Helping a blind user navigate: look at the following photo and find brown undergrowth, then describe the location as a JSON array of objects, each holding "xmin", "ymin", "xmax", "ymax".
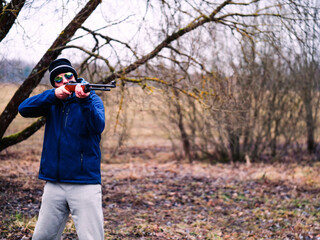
[{"xmin": 1, "ymin": 149, "xmax": 320, "ymax": 239}]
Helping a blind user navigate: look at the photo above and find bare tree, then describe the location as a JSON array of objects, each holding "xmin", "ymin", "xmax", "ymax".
[
  {"xmin": 146, "ymin": 0, "xmax": 319, "ymax": 163},
  {"xmin": 1, "ymin": 0, "xmax": 318, "ymax": 157},
  {"xmin": 286, "ymin": 1, "xmax": 320, "ymax": 153}
]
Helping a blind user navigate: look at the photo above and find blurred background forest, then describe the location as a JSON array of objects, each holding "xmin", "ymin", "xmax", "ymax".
[{"xmin": 1, "ymin": 0, "xmax": 320, "ymax": 164}]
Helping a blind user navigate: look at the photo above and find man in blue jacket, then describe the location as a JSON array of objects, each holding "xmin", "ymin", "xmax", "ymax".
[{"xmin": 19, "ymin": 58, "xmax": 105, "ymax": 240}]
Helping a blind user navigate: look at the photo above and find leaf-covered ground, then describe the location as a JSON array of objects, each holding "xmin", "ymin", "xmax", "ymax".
[{"xmin": 1, "ymin": 153, "xmax": 320, "ymax": 239}]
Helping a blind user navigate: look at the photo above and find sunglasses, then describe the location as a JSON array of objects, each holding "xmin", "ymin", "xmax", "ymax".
[{"xmin": 54, "ymin": 72, "xmax": 74, "ymax": 83}]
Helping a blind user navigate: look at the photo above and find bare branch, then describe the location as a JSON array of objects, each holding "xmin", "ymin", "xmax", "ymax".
[
  {"xmin": 102, "ymin": 0, "xmax": 233, "ymax": 83},
  {"xmin": 81, "ymin": 26, "xmax": 139, "ymax": 59},
  {"xmin": 0, "ymin": 117, "xmax": 46, "ymax": 151},
  {"xmin": 54, "ymin": 44, "xmax": 115, "ymax": 73}
]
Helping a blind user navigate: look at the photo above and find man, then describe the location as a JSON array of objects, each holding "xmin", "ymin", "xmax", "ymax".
[{"xmin": 18, "ymin": 58, "xmax": 105, "ymax": 240}]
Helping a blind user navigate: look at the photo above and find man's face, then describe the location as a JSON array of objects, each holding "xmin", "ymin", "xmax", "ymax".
[{"xmin": 54, "ymin": 72, "xmax": 75, "ymax": 88}]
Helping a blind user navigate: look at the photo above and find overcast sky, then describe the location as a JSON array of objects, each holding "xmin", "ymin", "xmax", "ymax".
[{"xmin": 0, "ymin": 0, "xmax": 149, "ymax": 63}]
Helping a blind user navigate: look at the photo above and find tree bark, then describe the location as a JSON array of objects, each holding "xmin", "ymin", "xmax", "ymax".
[
  {"xmin": 304, "ymin": 95, "xmax": 315, "ymax": 153},
  {"xmin": 174, "ymin": 90, "xmax": 191, "ymax": 163},
  {"xmin": 0, "ymin": 0, "xmax": 25, "ymax": 42},
  {"xmin": 0, "ymin": 117, "xmax": 46, "ymax": 151}
]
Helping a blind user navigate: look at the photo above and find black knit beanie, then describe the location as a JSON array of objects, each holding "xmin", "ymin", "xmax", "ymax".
[{"xmin": 49, "ymin": 58, "xmax": 78, "ymax": 87}]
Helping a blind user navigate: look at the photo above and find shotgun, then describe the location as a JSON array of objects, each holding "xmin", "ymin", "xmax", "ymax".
[{"xmin": 65, "ymin": 79, "xmax": 116, "ymax": 93}]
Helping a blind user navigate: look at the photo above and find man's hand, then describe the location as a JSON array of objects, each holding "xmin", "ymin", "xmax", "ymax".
[
  {"xmin": 55, "ymin": 85, "xmax": 71, "ymax": 100},
  {"xmin": 75, "ymin": 84, "xmax": 90, "ymax": 99}
]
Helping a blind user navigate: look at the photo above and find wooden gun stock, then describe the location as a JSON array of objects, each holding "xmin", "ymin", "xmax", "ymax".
[{"xmin": 65, "ymin": 84, "xmax": 84, "ymax": 92}]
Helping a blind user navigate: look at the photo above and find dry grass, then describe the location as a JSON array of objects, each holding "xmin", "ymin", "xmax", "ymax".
[
  {"xmin": 0, "ymin": 83, "xmax": 171, "ymax": 162},
  {"xmin": 1, "ymin": 156, "xmax": 320, "ymax": 239},
  {"xmin": 101, "ymin": 160, "xmax": 320, "ymax": 189}
]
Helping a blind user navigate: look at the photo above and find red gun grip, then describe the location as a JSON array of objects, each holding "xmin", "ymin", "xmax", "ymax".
[{"xmin": 64, "ymin": 84, "xmax": 85, "ymax": 92}]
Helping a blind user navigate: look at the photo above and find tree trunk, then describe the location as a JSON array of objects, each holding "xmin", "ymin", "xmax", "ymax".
[
  {"xmin": 227, "ymin": 129, "xmax": 241, "ymax": 162},
  {"xmin": 304, "ymin": 96, "xmax": 315, "ymax": 153},
  {"xmin": 0, "ymin": 0, "xmax": 25, "ymax": 42},
  {"xmin": 174, "ymin": 90, "xmax": 191, "ymax": 163}
]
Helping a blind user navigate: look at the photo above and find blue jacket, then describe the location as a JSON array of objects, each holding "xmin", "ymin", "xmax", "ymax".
[{"xmin": 18, "ymin": 89, "xmax": 105, "ymax": 184}]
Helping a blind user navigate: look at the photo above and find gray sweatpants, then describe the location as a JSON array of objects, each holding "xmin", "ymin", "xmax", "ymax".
[{"xmin": 32, "ymin": 182, "xmax": 104, "ymax": 240}]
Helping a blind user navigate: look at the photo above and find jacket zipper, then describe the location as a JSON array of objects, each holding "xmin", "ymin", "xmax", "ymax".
[
  {"xmin": 64, "ymin": 107, "xmax": 70, "ymax": 128},
  {"xmin": 80, "ymin": 152, "xmax": 84, "ymax": 171}
]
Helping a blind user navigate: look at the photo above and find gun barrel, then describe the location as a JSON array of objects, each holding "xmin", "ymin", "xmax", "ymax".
[
  {"xmin": 65, "ymin": 81, "xmax": 116, "ymax": 93},
  {"xmin": 88, "ymin": 84, "xmax": 116, "ymax": 88},
  {"xmin": 89, "ymin": 87, "xmax": 111, "ymax": 91}
]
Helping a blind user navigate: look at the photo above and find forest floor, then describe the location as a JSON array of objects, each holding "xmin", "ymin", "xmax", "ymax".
[{"xmin": 1, "ymin": 149, "xmax": 320, "ymax": 240}]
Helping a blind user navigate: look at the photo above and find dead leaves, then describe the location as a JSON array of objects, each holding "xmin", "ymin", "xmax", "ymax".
[
  {"xmin": 101, "ymin": 165, "xmax": 320, "ymax": 239},
  {"xmin": 1, "ymin": 160, "xmax": 320, "ymax": 239}
]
